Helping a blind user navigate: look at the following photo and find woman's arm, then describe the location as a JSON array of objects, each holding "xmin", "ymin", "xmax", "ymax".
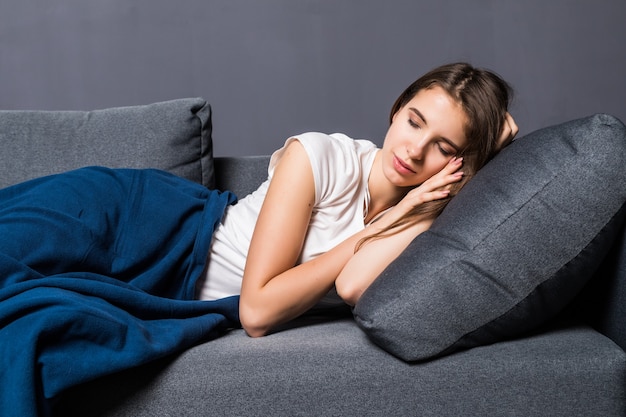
[
  {"xmin": 240, "ymin": 139, "xmax": 370, "ymax": 337},
  {"xmin": 335, "ymin": 217, "xmax": 432, "ymax": 306}
]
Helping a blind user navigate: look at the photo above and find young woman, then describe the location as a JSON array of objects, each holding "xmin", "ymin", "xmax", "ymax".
[{"xmin": 196, "ymin": 62, "xmax": 518, "ymax": 336}]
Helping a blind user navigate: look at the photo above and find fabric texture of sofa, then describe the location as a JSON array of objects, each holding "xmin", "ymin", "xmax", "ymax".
[{"xmin": 0, "ymin": 98, "xmax": 624, "ymax": 416}]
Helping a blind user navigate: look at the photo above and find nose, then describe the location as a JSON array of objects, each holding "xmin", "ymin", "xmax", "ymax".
[{"xmin": 407, "ymin": 141, "xmax": 426, "ymax": 160}]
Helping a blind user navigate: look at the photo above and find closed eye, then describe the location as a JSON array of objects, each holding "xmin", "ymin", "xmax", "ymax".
[
  {"xmin": 408, "ymin": 118, "xmax": 421, "ymax": 129},
  {"xmin": 437, "ymin": 143, "xmax": 455, "ymax": 157}
]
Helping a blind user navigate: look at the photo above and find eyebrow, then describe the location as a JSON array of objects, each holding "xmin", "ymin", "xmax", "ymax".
[{"xmin": 409, "ymin": 107, "xmax": 462, "ymax": 152}]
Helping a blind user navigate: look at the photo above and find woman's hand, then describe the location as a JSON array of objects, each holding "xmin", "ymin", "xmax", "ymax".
[
  {"xmin": 496, "ymin": 112, "xmax": 519, "ymax": 151},
  {"xmin": 381, "ymin": 157, "xmax": 464, "ymax": 226}
]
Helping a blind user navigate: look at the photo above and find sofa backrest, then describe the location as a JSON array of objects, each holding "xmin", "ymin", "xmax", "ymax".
[{"xmin": 214, "ymin": 156, "xmax": 270, "ymax": 198}]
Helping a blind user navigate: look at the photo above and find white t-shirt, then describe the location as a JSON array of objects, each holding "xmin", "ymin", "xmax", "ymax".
[{"xmin": 197, "ymin": 132, "xmax": 379, "ymax": 301}]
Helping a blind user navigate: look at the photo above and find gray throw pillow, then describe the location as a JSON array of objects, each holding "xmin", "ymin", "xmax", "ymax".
[
  {"xmin": 0, "ymin": 98, "xmax": 214, "ymax": 188},
  {"xmin": 354, "ymin": 114, "xmax": 626, "ymax": 362}
]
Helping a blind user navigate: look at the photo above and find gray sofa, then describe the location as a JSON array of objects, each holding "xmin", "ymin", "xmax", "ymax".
[{"xmin": 1, "ymin": 98, "xmax": 624, "ymax": 416}]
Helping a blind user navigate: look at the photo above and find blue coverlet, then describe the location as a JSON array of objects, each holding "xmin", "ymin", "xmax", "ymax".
[{"xmin": 0, "ymin": 167, "xmax": 240, "ymax": 417}]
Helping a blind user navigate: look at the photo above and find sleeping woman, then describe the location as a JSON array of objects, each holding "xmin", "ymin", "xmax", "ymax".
[{"xmin": 199, "ymin": 61, "xmax": 517, "ymax": 335}]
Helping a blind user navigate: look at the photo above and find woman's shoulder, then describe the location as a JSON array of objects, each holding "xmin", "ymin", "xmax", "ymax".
[
  {"xmin": 268, "ymin": 132, "xmax": 377, "ymax": 203},
  {"xmin": 270, "ymin": 133, "xmax": 376, "ymax": 175}
]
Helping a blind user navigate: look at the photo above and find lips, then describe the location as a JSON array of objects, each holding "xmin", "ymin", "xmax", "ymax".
[{"xmin": 393, "ymin": 155, "xmax": 416, "ymax": 175}]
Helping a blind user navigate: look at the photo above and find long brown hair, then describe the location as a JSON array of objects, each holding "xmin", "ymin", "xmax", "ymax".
[{"xmin": 359, "ymin": 62, "xmax": 513, "ymax": 248}]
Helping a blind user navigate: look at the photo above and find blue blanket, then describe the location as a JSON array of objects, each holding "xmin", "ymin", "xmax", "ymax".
[{"xmin": 0, "ymin": 168, "xmax": 240, "ymax": 417}]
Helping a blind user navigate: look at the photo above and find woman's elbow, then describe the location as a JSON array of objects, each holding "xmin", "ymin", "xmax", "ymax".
[
  {"xmin": 335, "ymin": 280, "xmax": 363, "ymax": 307},
  {"xmin": 239, "ymin": 303, "xmax": 272, "ymax": 338}
]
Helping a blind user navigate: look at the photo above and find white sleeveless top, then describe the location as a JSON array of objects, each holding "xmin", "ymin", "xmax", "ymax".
[{"xmin": 197, "ymin": 132, "xmax": 379, "ymax": 301}]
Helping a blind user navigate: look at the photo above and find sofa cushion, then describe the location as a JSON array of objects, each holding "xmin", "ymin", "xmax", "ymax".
[
  {"xmin": 354, "ymin": 114, "xmax": 626, "ymax": 362},
  {"xmin": 0, "ymin": 98, "xmax": 214, "ymax": 188},
  {"xmin": 56, "ymin": 319, "xmax": 626, "ymax": 417}
]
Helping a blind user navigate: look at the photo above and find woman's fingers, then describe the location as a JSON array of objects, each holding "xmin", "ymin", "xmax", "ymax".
[
  {"xmin": 424, "ymin": 157, "xmax": 464, "ymax": 189},
  {"xmin": 402, "ymin": 158, "xmax": 464, "ymax": 204},
  {"xmin": 497, "ymin": 112, "xmax": 519, "ymax": 150},
  {"xmin": 507, "ymin": 112, "xmax": 519, "ymax": 138},
  {"xmin": 390, "ymin": 157, "xmax": 465, "ymax": 220}
]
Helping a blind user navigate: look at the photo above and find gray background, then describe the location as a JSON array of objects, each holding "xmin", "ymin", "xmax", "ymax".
[{"xmin": 1, "ymin": 0, "xmax": 624, "ymax": 156}]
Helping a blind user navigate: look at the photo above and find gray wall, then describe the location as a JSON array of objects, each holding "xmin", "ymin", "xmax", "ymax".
[{"xmin": 1, "ymin": 0, "xmax": 624, "ymax": 156}]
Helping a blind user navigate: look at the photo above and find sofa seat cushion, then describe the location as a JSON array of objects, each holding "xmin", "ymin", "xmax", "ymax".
[
  {"xmin": 354, "ymin": 114, "xmax": 626, "ymax": 361},
  {"xmin": 56, "ymin": 318, "xmax": 626, "ymax": 417},
  {"xmin": 0, "ymin": 98, "xmax": 214, "ymax": 188}
]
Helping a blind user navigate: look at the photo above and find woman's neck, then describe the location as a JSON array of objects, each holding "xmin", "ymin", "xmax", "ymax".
[{"xmin": 365, "ymin": 151, "xmax": 408, "ymax": 223}]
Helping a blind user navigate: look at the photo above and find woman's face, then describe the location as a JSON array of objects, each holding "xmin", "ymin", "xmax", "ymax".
[{"xmin": 381, "ymin": 86, "xmax": 468, "ymax": 188}]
